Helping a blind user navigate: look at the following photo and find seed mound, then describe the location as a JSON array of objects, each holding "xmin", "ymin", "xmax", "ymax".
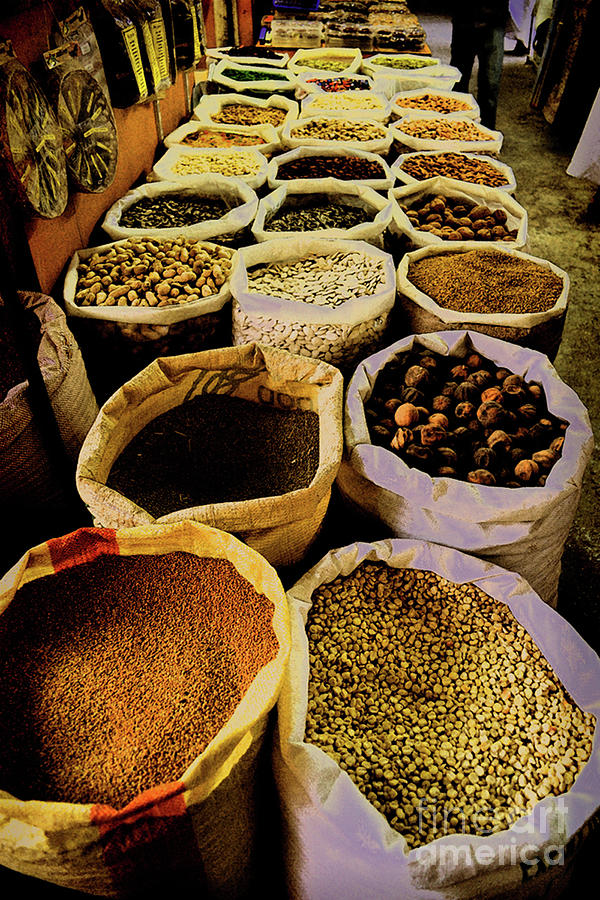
[
  {"xmin": 0, "ymin": 552, "xmax": 278, "ymax": 807},
  {"xmin": 397, "ymin": 118, "xmax": 494, "ymax": 141},
  {"xmin": 291, "ymin": 118, "xmax": 387, "ymax": 142},
  {"xmin": 305, "ymin": 563, "xmax": 595, "ymax": 849},
  {"xmin": 119, "ymin": 196, "xmax": 229, "ymax": 230},
  {"xmin": 277, "ymin": 155, "xmax": 385, "ymax": 181},
  {"xmin": 211, "ymin": 104, "xmax": 287, "ymax": 127},
  {"xmin": 396, "ymin": 93, "xmax": 473, "ymax": 113},
  {"xmin": 172, "ymin": 150, "xmax": 261, "ymax": 178},
  {"xmin": 267, "ymin": 199, "xmax": 370, "ymax": 232},
  {"xmin": 107, "ymin": 394, "xmax": 320, "ymax": 516}
]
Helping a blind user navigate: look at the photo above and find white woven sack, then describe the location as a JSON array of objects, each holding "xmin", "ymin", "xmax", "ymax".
[
  {"xmin": 267, "ymin": 147, "xmax": 395, "ymax": 192},
  {"xmin": 64, "ymin": 239, "xmax": 233, "ymax": 329},
  {"xmin": 163, "ymin": 120, "xmax": 281, "ymax": 155},
  {"xmin": 101, "ymin": 176, "xmax": 258, "ymax": 243},
  {"xmin": 152, "ymin": 146, "xmax": 268, "ymax": 190},
  {"xmin": 337, "ymin": 330, "xmax": 593, "ymax": 607},
  {"xmin": 300, "ymin": 91, "xmax": 392, "ymax": 122},
  {"xmin": 390, "ymin": 88, "xmax": 480, "ymax": 121},
  {"xmin": 392, "ymin": 111, "xmax": 503, "ymax": 154},
  {"xmin": 295, "ymin": 72, "xmax": 375, "ymax": 100},
  {"xmin": 362, "ymin": 57, "xmax": 461, "ymax": 94},
  {"xmin": 192, "ymin": 93, "xmax": 299, "ymax": 136},
  {"xmin": 210, "ymin": 58, "xmax": 297, "ymax": 94},
  {"xmin": 205, "ymin": 46, "xmax": 289, "ymax": 67},
  {"xmin": 391, "ymin": 150, "xmax": 517, "ymax": 194},
  {"xmin": 229, "ymin": 238, "xmax": 396, "ymax": 369},
  {"xmin": 288, "ymin": 47, "xmax": 362, "ymax": 77},
  {"xmin": 282, "ymin": 116, "xmax": 393, "ymax": 155},
  {"xmin": 361, "ymin": 52, "xmax": 442, "ymax": 76},
  {"xmin": 252, "ymin": 184, "xmax": 394, "ymax": 246},
  {"xmin": 275, "ymin": 536, "xmax": 600, "ymax": 899},
  {"xmin": 389, "ymin": 176, "xmax": 527, "ymax": 250}
]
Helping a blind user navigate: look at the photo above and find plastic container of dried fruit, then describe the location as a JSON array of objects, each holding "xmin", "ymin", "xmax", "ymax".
[
  {"xmin": 391, "ymin": 149, "xmax": 517, "ymax": 194},
  {"xmin": 270, "ymin": 19, "xmax": 324, "ymax": 48}
]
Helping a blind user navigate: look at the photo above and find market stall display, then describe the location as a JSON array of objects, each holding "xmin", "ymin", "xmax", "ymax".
[{"xmin": 267, "ymin": 146, "xmax": 395, "ymax": 190}]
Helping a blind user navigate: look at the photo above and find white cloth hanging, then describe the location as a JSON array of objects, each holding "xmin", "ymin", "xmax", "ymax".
[{"xmin": 567, "ymin": 87, "xmax": 600, "ymax": 185}]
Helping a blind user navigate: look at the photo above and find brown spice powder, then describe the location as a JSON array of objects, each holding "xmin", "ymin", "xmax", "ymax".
[
  {"xmin": 407, "ymin": 249, "xmax": 563, "ymax": 315},
  {"xmin": 0, "ymin": 552, "xmax": 278, "ymax": 808}
]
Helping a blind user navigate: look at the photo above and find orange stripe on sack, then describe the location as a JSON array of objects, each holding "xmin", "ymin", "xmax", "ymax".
[
  {"xmin": 90, "ymin": 782, "xmax": 206, "ymax": 893},
  {"xmin": 47, "ymin": 527, "xmax": 119, "ymax": 572}
]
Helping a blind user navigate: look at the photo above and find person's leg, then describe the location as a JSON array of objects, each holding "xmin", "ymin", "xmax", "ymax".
[
  {"xmin": 476, "ymin": 24, "xmax": 505, "ymax": 129},
  {"xmin": 450, "ymin": 20, "xmax": 477, "ymax": 94}
]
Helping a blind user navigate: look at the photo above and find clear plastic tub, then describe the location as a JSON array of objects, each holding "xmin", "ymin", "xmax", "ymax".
[{"xmin": 270, "ymin": 19, "xmax": 324, "ymax": 48}]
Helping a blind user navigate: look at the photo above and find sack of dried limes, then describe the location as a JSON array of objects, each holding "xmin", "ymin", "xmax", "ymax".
[{"xmin": 274, "ymin": 537, "xmax": 600, "ymax": 900}]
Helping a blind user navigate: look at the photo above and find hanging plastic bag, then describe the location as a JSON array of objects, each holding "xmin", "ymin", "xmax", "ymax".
[
  {"xmin": 169, "ymin": 0, "xmax": 204, "ymax": 70},
  {"xmin": 130, "ymin": 0, "xmax": 172, "ymax": 95},
  {"xmin": 51, "ymin": 4, "xmax": 111, "ymax": 100},
  {"xmin": 87, "ymin": 0, "xmax": 149, "ymax": 107}
]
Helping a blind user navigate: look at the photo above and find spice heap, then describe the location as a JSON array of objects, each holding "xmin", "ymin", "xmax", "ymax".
[
  {"xmin": 396, "ymin": 118, "xmax": 494, "ymax": 141},
  {"xmin": 210, "ymin": 103, "xmax": 287, "ymax": 127},
  {"xmin": 371, "ymin": 55, "xmax": 438, "ymax": 69},
  {"xmin": 181, "ymin": 128, "xmax": 267, "ymax": 148},
  {"xmin": 220, "ymin": 67, "xmax": 290, "ymax": 83},
  {"xmin": 74, "ymin": 239, "xmax": 233, "ymax": 307},
  {"xmin": 395, "ymin": 93, "xmax": 473, "ymax": 114},
  {"xmin": 305, "ymin": 562, "xmax": 595, "ymax": 849},
  {"xmin": 172, "ymin": 150, "xmax": 261, "ymax": 178},
  {"xmin": 266, "ymin": 199, "xmax": 371, "ymax": 232},
  {"xmin": 247, "ymin": 251, "xmax": 387, "ymax": 306},
  {"xmin": 399, "ymin": 152, "xmax": 510, "ymax": 187},
  {"xmin": 0, "ymin": 551, "xmax": 278, "ymax": 806},
  {"xmin": 119, "ymin": 196, "xmax": 229, "ymax": 230},
  {"xmin": 305, "ymin": 93, "xmax": 387, "ymax": 113},
  {"xmin": 107, "ymin": 394, "xmax": 320, "ymax": 515},
  {"xmin": 365, "ymin": 345, "xmax": 567, "ymax": 487},
  {"xmin": 407, "ymin": 248, "xmax": 563, "ymax": 315},
  {"xmin": 297, "ymin": 57, "xmax": 357, "ymax": 72},
  {"xmin": 399, "ymin": 195, "xmax": 517, "ymax": 242},
  {"xmin": 306, "ymin": 77, "xmax": 371, "ymax": 92},
  {"xmin": 276, "ymin": 155, "xmax": 386, "ymax": 181},
  {"xmin": 291, "ymin": 118, "xmax": 387, "ymax": 142}
]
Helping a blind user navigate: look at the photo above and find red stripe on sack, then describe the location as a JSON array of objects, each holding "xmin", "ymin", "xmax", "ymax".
[
  {"xmin": 91, "ymin": 782, "xmax": 206, "ymax": 894},
  {"xmin": 47, "ymin": 528, "xmax": 119, "ymax": 573}
]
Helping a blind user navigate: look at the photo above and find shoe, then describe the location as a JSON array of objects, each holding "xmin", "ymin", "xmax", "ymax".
[{"xmin": 506, "ymin": 40, "xmax": 528, "ymax": 56}]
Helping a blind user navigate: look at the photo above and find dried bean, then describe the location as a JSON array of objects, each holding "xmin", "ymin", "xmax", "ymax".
[
  {"xmin": 371, "ymin": 55, "xmax": 437, "ymax": 69},
  {"xmin": 291, "ymin": 118, "xmax": 387, "ymax": 142},
  {"xmin": 305, "ymin": 93, "xmax": 387, "ymax": 113},
  {"xmin": 297, "ymin": 57, "xmax": 358, "ymax": 72},
  {"xmin": 266, "ymin": 199, "xmax": 370, "ymax": 232},
  {"xmin": 401, "ymin": 152, "xmax": 509, "ymax": 187},
  {"xmin": 397, "ymin": 118, "xmax": 494, "ymax": 141},
  {"xmin": 276, "ymin": 155, "xmax": 386, "ymax": 181},
  {"xmin": 396, "ymin": 93, "xmax": 474, "ymax": 114},
  {"xmin": 172, "ymin": 150, "xmax": 261, "ymax": 178},
  {"xmin": 399, "ymin": 194, "xmax": 516, "ymax": 242},
  {"xmin": 120, "ymin": 196, "xmax": 229, "ymax": 229},
  {"xmin": 211, "ymin": 104, "xmax": 287, "ymax": 127}
]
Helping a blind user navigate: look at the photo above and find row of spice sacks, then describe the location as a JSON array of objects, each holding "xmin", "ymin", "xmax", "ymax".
[{"xmin": 2, "ymin": 45, "xmax": 598, "ymax": 899}]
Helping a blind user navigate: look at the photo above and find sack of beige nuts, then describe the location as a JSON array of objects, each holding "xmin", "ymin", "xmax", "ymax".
[
  {"xmin": 274, "ymin": 537, "xmax": 600, "ymax": 899},
  {"xmin": 337, "ymin": 331, "xmax": 593, "ymax": 607}
]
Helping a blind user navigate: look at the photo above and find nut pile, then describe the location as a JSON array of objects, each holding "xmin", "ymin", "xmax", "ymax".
[
  {"xmin": 0, "ymin": 552, "xmax": 278, "ymax": 806},
  {"xmin": 305, "ymin": 93, "xmax": 387, "ymax": 113},
  {"xmin": 220, "ymin": 67, "xmax": 290, "ymax": 82},
  {"xmin": 266, "ymin": 199, "xmax": 371, "ymax": 232},
  {"xmin": 371, "ymin": 55, "xmax": 437, "ymax": 69},
  {"xmin": 74, "ymin": 238, "xmax": 234, "ymax": 307},
  {"xmin": 399, "ymin": 195, "xmax": 517, "ymax": 242},
  {"xmin": 396, "ymin": 118, "xmax": 494, "ymax": 141},
  {"xmin": 395, "ymin": 93, "xmax": 473, "ymax": 113},
  {"xmin": 276, "ymin": 154, "xmax": 386, "ymax": 181},
  {"xmin": 407, "ymin": 249, "xmax": 563, "ymax": 315},
  {"xmin": 297, "ymin": 57, "xmax": 357, "ymax": 72},
  {"xmin": 306, "ymin": 76, "xmax": 371, "ymax": 91},
  {"xmin": 400, "ymin": 152, "xmax": 510, "ymax": 187},
  {"xmin": 181, "ymin": 128, "xmax": 267, "ymax": 148},
  {"xmin": 365, "ymin": 345, "xmax": 567, "ymax": 487},
  {"xmin": 291, "ymin": 118, "xmax": 388, "ymax": 142},
  {"xmin": 119, "ymin": 196, "xmax": 229, "ymax": 230},
  {"xmin": 305, "ymin": 562, "xmax": 595, "ymax": 849},
  {"xmin": 210, "ymin": 103, "xmax": 287, "ymax": 127},
  {"xmin": 172, "ymin": 150, "xmax": 262, "ymax": 178}
]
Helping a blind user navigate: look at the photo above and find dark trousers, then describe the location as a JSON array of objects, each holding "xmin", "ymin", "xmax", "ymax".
[{"xmin": 450, "ymin": 21, "xmax": 505, "ymax": 129}]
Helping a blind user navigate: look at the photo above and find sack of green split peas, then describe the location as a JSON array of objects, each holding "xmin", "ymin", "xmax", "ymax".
[
  {"xmin": 274, "ymin": 538, "xmax": 600, "ymax": 900},
  {"xmin": 0, "ymin": 520, "xmax": 290, "ymax": 898},
  {"xmin": 76, "ymin": 342, "xmax": 344, "ymax": 568},
  {"xmin": 337, "ymin": 330, "xmax": 593, "ymax": 607}
]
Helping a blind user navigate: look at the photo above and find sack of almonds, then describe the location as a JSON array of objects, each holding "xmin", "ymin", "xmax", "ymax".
[
  {"xmin": 252, "ymin": 184, "xmax": 394, "ymax": 249},
  {"xmin": 389, "ymin": 176, "xmax": 528, "ymax": 255},
  {"xmin": 390, "ymin": 87, "xmax": 480, "ymax": 121},
  {"xmin": 274, "ymin": 537, "xmax": 599, "ymax": 899},
  {"xmin": 0, "ymin": 520, "xmax": 290, "ymax": 897},
  {"xmin": 337, "ymin": 330, "xmax": 593, "ymax": 606},
  {"xmin": 193, "ymin": 92, "xmax": 299, "ymax": 136},
  {"xmin": 267, "ymin": 146, "xmax": 395, "ymax": 192},
  {"xmin": 229, "ymin": 238, "xmax": 396, "ymax": 372},
  {"xmin": 396, "ymin": 244, "xmax": 568, "ymax": 359},
  {"xmin": 392, "ymin": 110, "xmax": 503, "ymax": 156},
  {"xmin": 102, "ymin": 175, "xmax": 259, "ymax": 244},
  {"xmin": 76, "ymin": 343, "xmax": 343, "ymax": 568},
  {"xmin": 391, "ymin": 149, "xmax": 517, "ymax": 194}
]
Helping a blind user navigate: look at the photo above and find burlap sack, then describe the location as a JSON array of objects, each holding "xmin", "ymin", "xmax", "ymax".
[
  {"xmin": 0, "ymin": 292, "xmax": 98, "ymax": 510},
  {"xmin": 337, "ymin": 331, "xmax": 593, "ymax": 607},
  {"xmin": 274, "ymin": 537, "xmax": 600, "ymax": 899},
  {"xmin": 0, "ymin": 520, "xmax": 290, "ymax": 897},
  {"xmin": 76, "ymin": 343, "xmax": 344, "ymax": 568}
]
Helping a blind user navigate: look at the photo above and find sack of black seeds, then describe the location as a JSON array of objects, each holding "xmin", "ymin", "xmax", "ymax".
[
  {"xmin": 337, "ymin": 330, "xmax": 593, "ymax": 607},
  {"xmin": 0, "ymin": 520, "xmax": 291, "ymax": 898},
  {"xmin": 76, "ymin": 343, "xmax": 344, "ymax": 567},
  {"xmin": 252, "ymin": 184, "xmax": 394, "ymax": 248},
  {"xmin": 102, "ymin": 176, "xmax": 259, "ymax": 243},
  {"xmin": 275, "ymin": 537, "xmax": 600, "ymax": 900}
]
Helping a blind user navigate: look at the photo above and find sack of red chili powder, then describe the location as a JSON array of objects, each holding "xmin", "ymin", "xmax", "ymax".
[
  {"xmin": 0, "ymin": 520, "xmax": 290, "ymax": 897},
  {"xmin": 76, "ymin": 342, "xmax": 344, "ymax": 567},
  {"xmin": 337, "ymin": 330, "xmax": 593, "ymax": 607},
  {"xmin": 274, "ymin": 537, "xmax": 600, "ymax": 899}
]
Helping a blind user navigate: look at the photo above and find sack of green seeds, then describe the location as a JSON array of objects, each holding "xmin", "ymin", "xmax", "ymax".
[{"xmin": 274, "ymin": 537, "xmax": 600, "ymax": 900}]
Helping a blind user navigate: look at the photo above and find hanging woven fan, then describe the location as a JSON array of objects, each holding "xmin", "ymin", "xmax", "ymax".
[
  {"xmin": 0, "ymin": 58, "xmax": 69, "ymax": 219},
  {"xmin": 50, "ymin": 66, "xmax": 118, "ymax": 193}
]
